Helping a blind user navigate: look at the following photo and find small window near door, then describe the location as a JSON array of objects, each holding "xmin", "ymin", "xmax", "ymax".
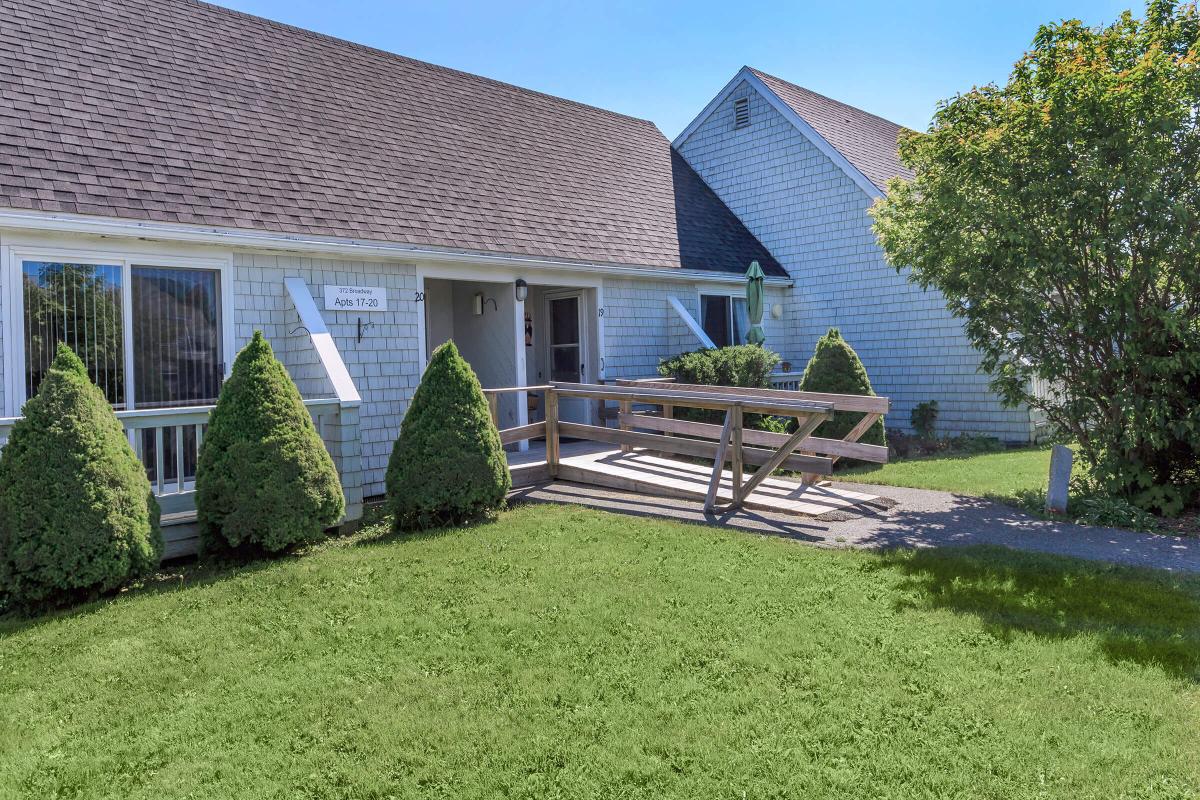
[{"xmin": 700, "ymin": 294, "xmax": 749, "ymax": 348}]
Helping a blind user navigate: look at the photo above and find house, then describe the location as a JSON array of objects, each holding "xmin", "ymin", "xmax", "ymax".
[
  {"xmin": 0, "ymin": 0, "xmax": 793, "ymax": 547},
  {"xmin": 675, "ymin": 67, "xmax": 1041, "ymax": 442},
  {"xmin": 0, "ymin": 0, "xmax": 1037, "ymax": 553}
]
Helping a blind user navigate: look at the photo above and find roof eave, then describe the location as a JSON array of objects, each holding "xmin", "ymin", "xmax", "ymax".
[
  {"xmin": 0, "ymin": 207, "xmax": 794, "ymax": 286},
  {"xmin": 673, "ymin": 66, "xmax": 884, "ymax": 200}
]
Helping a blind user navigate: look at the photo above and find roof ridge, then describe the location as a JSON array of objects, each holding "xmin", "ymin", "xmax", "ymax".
[
  {"xmin": 746, "ymin": 66, "xmax": 911, "ymax": 132},
  {"xmin": 183, "ymin": 0, "xmax": 661, "ymax": 129}
]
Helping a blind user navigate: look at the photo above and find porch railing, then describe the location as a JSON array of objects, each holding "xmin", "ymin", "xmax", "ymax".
[
  {"xmin": 768, "ymin": 372, "xmax": 805, "ymax": 392},
  {"xmin": 0, "ymin": 397, "xmax": 345, "ymax": 499}
]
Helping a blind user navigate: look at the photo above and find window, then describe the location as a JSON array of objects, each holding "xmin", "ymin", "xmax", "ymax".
[
  {"xmin": 21, "ymin": 260, "xmax": 223, "ymax": 410},
  {"xmin": 131, "ymin": 266, "xmax": 223, "ymax": 408},
  {"xmin": 23, "ymin": 261, "xmax": 126, "ymax": 406},
  {"xmin": 700, "ymin": 294, "xmax": 749, "ymax": 348}
]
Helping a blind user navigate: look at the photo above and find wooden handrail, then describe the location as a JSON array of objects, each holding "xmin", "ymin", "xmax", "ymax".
[
  {"xmin": 618, "ymin": 412, "xmax": 888, "ymax": 462},
  {"xmin": 549, "ymin": 382, "xmax": 834, "ymax": 418},
  {"xmin": 615, "ymin": 379, "xmax": 889, "ymax": 415},
  {"xmin": 482, "ymin": 384, "xmax": 552, "ymax": 396}
]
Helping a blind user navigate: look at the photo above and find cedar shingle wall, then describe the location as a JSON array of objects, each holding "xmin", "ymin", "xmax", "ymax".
[
  {"xmin": 601, "ymin": 277, "xmax": 789, "ymax": 380},
  {"xmin": 676, "ymin": 82, "xmax": 1033, "ymax": 440},
  {"xmin": 602, "ymin": 278, "xmax": 702, "ymax": 380},
  {"xmin": 232, "ymin": 253, "xmax": 422, "ymax": 496}
]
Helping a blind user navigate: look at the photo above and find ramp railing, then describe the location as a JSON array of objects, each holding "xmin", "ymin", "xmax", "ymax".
[{"xmin": 486, "ymin": 381, "xmax": 888, "ymax": 512}]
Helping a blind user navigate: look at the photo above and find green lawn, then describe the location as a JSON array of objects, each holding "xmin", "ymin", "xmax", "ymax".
[
  {"xmin": 2, "ymin": 505, "xmax": 1198, "ymax": 798},
  {"xmin": 839, "ymin": 445, "xmax": 1053, "ymax": 500}
]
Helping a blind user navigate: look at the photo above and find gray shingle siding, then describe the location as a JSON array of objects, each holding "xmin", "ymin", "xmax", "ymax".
[
  {"xmin": 676, "ymin": 81, "xmax": 1033, "ymax": 440},
  {"xmin": 231, "ymin": 253, "xmax": 421, "ymax": 497}
]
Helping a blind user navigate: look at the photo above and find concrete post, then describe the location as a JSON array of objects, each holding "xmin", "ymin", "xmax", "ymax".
[{"xmin": 1045, "ymin": 444, "xmax": 1073, "ymax": 514}]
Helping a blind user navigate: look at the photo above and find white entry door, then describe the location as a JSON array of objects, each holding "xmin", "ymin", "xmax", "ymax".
[{"xmin": 544, "ymin": 290, "xmax": 590, "ymax": 423}]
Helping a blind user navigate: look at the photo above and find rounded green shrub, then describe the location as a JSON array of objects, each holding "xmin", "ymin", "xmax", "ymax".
[
  {"xmin": 0, "ymin": 344, "xmax": 162, "ymax": 612},
  {"xmin": 195, "ymin": 331, "xmax": 344, "ymax": 553},
  {"xmin": 658, "ymin": 345, "xmax": 786, "ymax": 431},
  {"xmin": 658, "ymin": 344, "xmax": 780, "ymax": 389},
  {"xmin": 386, "ymin": 340, "xmax": 510, "ymax": 530},
  {"xmin": 797, "ymin": 328, "xmax": 886, "ymax": 447}
]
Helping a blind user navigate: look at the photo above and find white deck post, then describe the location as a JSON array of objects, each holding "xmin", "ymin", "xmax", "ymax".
[{"xmin": 513, "ymin": 282, "xmax": 529, "ymax": 451}]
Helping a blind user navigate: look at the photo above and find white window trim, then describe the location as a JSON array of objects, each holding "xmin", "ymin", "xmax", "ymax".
[
  {"xmin": 2, "ymin": 242, "xmax": 234, "ymax": 416},
  {"xmin": 696, "ymin": 288, "xmax": 759, "ymax": 348}
]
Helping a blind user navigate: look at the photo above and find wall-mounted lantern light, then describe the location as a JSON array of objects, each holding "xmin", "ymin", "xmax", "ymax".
[
  {"xmin": 514, "ymin": 278, "xmax": 529, "ymax": 303},
  {"xmin": 771, "ymin": 303, "xmax": 784, "ymax": 320},
  {"xmin": 473, "ymin": 292, "xmax": 484, "ymax": 316}
]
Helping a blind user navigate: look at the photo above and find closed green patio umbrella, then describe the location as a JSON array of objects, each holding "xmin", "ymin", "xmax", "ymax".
[{"xmin": 745, "ymin": 260, "xmax": 766, "ymax": 345}]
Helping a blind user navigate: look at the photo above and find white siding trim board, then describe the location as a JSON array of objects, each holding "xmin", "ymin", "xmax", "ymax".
[{"xmin": 0, "ymin": 209, "xmax": 792, "ymax": 290}]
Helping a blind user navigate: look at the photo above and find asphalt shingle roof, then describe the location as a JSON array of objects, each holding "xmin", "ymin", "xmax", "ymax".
[
  {"xmin": 749, "ymin": 68, "xmax": 915, "ymax": 192},
  {"xmin": 0, "ymin": 0, "xmax": 785, "ymax": 277}
]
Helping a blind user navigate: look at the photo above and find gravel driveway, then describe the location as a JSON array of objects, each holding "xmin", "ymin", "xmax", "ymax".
[{"xmin": 511, "ymin": 480, "xmax": 1200, "ymax": 573}]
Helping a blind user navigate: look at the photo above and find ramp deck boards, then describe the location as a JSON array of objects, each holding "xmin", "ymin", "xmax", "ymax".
[{"xmin": 552, "ymin": 447, "xmax": 881, "ymax": 517}]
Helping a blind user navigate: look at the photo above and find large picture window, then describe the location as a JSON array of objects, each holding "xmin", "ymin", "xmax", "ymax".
[
  {"xmin": 23, "ymin": 261, "xmax": 125, "ymax": 407},
  {"xmin": 700, "ymin": 294, "xmax": 749, "ymax": 348},
  {"xmin": 21, "ymin": 260, "xmax": 223, "ymax": 410},
  {"xmin": 131, "ymin": 266, "xmax": 223, "ymax": 408}
]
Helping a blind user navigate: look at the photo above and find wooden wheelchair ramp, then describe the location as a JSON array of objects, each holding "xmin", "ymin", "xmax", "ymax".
[
  {"xmin": 556, "ymin": 448, "xmax": 881, "ymax": 516},
  {"xmin": 490, "ymin": 379, "xmax": 890, "ymax": 519}
]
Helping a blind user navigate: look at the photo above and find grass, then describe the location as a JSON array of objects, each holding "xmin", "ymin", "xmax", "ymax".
[
  {"xmin": 2, "ymin": 504, "xmax": 1199, "ymax": 799},
  {"xmin": 838, "ymin": 445, "xmax": 1052, "ymax": 501}
]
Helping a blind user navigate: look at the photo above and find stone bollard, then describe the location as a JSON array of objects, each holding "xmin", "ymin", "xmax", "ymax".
[{"xmin": 1045, "ymin": 444, "xmax": 1073, "ymax": 514}]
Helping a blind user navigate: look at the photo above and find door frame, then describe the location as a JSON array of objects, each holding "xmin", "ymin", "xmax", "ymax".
[
  {"xmin": 542, "ymin": 288, "xmax": 589, "ymax": 384},
  {"xmin": 542, "ymin": 287, "xmax": 595, "ymax": 424}
]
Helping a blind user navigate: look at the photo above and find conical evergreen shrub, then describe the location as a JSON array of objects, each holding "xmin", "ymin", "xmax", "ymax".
[
  {"xmin": 797, "ymin": 328, "xmax": 886, "ymax": 447},
  {"xmin": 386, "ymin": 341, "xmax": 510, "ymax": 530},
  {"xmin": 195, "ymin": 331, "xmax": 344, "ymax": 553},
  {"xmin": 0, "ymin": 344, "xmax": 161, "ymax": 612}
]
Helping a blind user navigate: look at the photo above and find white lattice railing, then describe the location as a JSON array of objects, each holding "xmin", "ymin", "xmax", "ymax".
[
  {"xmin": 768, "ymin": 372, "xmax": 805, "ymax": 392},
  {"xmin": 0, "ymin": 398, "xmax": 343, "ymax": 498}
]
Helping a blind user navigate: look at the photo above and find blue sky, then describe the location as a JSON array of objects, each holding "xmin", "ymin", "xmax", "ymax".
[{"xmin": 216, "ymin": 0, "xmax": 1131, "ymax": 137}]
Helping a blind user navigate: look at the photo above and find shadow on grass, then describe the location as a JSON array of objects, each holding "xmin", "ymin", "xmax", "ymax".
[
  {"xmin": 0, "ymin": 553, "xmax": 283, "ymax": 637},
  {"xmin": 504, "ymin": 482, "xmax": 894, "ymax": 542},
  {"xmin": 0, "ymin": 506, "xmax": 398, "ymax": 635},
  {"xmin": 876, "ymin": 545, "xmax": 1200, "ymax": 682}
]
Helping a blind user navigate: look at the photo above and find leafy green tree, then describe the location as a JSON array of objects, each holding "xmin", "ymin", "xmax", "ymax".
[
  {"xmin": 0, "ymin": 345, "xmax": 161, "ymax": 612},
  {"xmin": 195, "ymin": 331, "xmax": 344, "ymax": 553},
  {"xmin": 872, "ymin": 1, "xmax": 1200, "ymax": 513},
  {"xmin": 386, "ymin": 341, "xmax": 510, "ymax": 530},
  {"xmin": 797, "ymin": 328, "xmax": 886, "ymax": 447}
]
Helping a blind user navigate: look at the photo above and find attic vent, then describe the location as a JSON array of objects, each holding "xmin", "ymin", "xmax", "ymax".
[{"xmin": 733, "ymin": 97, "xmax": 750, "ymax": 129}]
